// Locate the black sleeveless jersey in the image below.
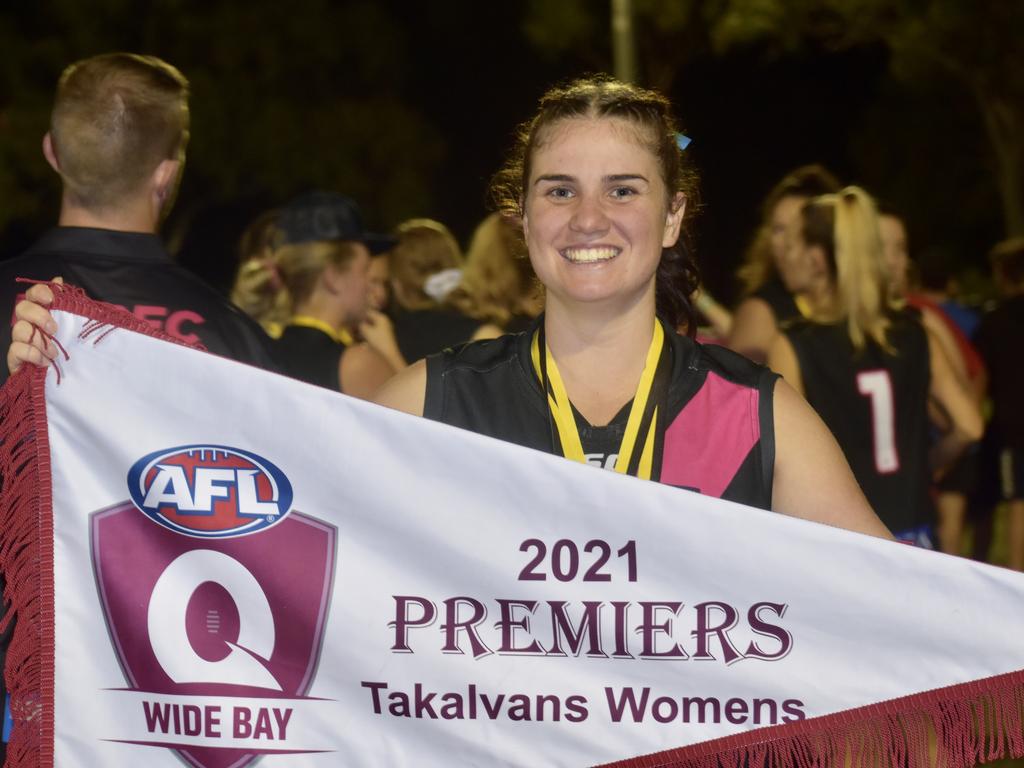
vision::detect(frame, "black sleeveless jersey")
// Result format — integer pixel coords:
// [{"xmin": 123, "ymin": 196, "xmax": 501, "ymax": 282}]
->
[
  {"xmin": 424, "ymin": 319, "xmax": 779, "ymax": 510},
  {"xmin": 272, "ymin": 324, "xmax": 345, "ymax": 391},
  {"xmin": 784, "ymin": 312, "xmax": 932, "ymax": 533},
  {"xmin": 392, "ymin": 308, "xmax": 485, "ymax": 364}
]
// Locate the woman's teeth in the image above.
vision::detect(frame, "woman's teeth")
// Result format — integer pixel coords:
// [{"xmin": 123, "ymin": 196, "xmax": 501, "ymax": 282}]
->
[{"xmin": 561, "ymin": 247, "xmax": 619, "ymax": 263}]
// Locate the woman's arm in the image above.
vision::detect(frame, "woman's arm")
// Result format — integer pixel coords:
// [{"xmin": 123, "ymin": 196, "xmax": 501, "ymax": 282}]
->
[
  {"xmin": 372, "ymin": 358, "xmax": 427, "ymax": 416},
  {"xmin": 338, "ymin": 343, "xmax": 396, "ymax": 401},
  {"xmin": 925, "ymin": 327, "xmax": 983, "ymax": 476},
  {"xmin": 771, "ymin": 378, "xmax": 893, "ymax": 539}
]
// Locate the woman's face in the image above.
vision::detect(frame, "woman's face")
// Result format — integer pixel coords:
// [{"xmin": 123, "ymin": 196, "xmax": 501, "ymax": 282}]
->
[
  {"xmin": 335, "ymin": 243, "xmax": 372, "ymax": 325},
  {"xmin": 521, "ymin": 117, "xmax": 684, "ymax": 315},
  {"xmin": 769, "ymin": 195, "xmax": 807, "ymax": 269},
  {"xmin": 879, "ymin": 214, "xmax": 909, "ymax": 297},
  {"xmin": 366, "ymin": 254, "xmax": 390, "ymax": 311},
  {"xmin": 778, "ymin": 223, "xmax": 817, "ymax": 294}
]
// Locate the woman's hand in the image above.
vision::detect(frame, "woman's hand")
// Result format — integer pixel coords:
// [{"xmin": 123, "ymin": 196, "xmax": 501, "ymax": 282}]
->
[
  {"xmin": 7, "ymin": 278, "xmax": 63, "ymax": 376},
  {"xmin": 359, "ymin": 309, "xmax": 407, "ymax": 371}
]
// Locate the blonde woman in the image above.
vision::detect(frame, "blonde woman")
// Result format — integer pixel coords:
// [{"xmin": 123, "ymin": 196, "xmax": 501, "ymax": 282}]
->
[
  {"xmin": 386, "ymin": 219, "xmax": 503, "ymax": 365},
  {"xmin": 461, "ymin": 212, "xmax": 542, "ymax": 333},
  {"xmin": 768, "ymin": 187, "xmax": 982, "ymax": 545},
  {"xmin": 728, "ymin": 165, "xmax": 840, "ymax": 362}
]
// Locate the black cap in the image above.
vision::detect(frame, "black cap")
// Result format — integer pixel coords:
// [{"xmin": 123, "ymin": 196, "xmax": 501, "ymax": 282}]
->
[{"xmin": 277, "ymin": 191, "xmax": 396, "ymax": 254}]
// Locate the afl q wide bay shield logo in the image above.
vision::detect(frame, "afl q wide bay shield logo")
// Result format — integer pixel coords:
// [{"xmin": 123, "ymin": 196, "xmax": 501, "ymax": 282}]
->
[{"xmin": 91, "ymin": 445, "xmax": 337, "ymax": 768}]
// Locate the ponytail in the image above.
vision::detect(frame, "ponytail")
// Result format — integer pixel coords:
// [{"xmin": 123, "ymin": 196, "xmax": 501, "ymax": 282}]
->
[{"xmin": 802, "ymin": 186, "xmax": 895, "ymax": 351}]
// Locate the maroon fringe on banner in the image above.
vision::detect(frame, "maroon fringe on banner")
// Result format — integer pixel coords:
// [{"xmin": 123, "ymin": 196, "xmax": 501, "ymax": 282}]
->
[
  {"xmin": 0, "ymin": 283, "xmax": 203, "ymax": 768},
  {"xmin": 597, "ymin": 668, "xmax": 1024, "ymax": 768},
  {"xmin": 0, "ymin": 358, "xmax": 53, "ymax": 768},
  {"xmin": 2, "ymin": 283, "xmax": 1024, "ymax": 768}
]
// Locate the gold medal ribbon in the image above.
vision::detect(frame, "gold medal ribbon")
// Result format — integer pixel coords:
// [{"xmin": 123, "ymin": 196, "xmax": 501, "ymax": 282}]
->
[
  {"xmin": 531, "ymin": 319, "xmax": 666, "ymax": 480},
  {"xmin": 288, "ymin": 315, "xmax": 354, "ymax": 346}
]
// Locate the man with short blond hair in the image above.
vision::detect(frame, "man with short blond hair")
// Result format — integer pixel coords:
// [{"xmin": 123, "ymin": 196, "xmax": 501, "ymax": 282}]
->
[
  {"xmin": 49, "ymin": 52, "xmax": 189, "ymax": 213},
  {"xmin": 0, "ymin": 52, "xmax": 276, "ymax": 384}
]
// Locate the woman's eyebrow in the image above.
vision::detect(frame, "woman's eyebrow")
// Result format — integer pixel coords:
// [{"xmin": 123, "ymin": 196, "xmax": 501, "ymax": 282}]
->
[
  {"xmin": 533, "ymin": 174, "xmax": 575, "ymax": 185},
  {"xmin": 606, "ymin": 174, "xmax": 649, "ymax": 183}
]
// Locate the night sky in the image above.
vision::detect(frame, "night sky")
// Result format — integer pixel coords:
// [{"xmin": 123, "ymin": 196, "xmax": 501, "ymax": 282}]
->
[{"xmin": 0, "ymin": 1, "xmax": 1009, "ymax": 305}]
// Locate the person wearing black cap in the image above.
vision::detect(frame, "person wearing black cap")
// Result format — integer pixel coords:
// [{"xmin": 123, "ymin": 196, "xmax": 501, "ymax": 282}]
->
[{"xmin": 231, "ymin": 191, "xmax": 397, "ymax": 398}]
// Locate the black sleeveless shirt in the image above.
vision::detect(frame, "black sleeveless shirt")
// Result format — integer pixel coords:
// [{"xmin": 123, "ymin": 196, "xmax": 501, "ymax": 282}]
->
[
  {"xmin": 392, "ymin": 308, "xmax": 485, "ymax": 364},
  {"xmin": 784, "ymin": 311, "xmax": 932, "ymax": 533},
  {"xmin": 272, "ymin": 324, "xmax": 345, "ymax": 392},
  {"xmin": 424, "ymin": 320, "xmax": 779, "ymax": 510}
]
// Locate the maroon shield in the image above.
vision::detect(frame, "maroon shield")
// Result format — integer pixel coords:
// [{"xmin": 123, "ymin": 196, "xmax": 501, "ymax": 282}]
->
[{"xmin": 91, "ymin": 501, "xmax": 336, "ymax": 768}]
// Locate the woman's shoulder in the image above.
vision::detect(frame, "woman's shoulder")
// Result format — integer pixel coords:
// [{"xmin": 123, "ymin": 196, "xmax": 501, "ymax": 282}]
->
[
  {"xmin": 431, "ymin": 329, "xmax": 525, "ymax": 374},
  {"xmin": 670, "ymin": 329, "xmax": 777, "ymax": 389}
]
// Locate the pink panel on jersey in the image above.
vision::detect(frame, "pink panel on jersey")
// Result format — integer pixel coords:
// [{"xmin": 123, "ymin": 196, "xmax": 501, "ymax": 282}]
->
[{"xmin": 660, "ymin": 371, "xmax": 760, "ymax": 498}]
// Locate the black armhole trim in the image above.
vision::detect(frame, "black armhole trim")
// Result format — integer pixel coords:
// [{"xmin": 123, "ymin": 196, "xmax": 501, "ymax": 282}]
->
[
  {"xmin": 423, "ymin": 353, "xmax": 446, "ymax": 421},
  {"xmin": 759, "ymin": 371, "xmax": 779, "ymax": 505}
]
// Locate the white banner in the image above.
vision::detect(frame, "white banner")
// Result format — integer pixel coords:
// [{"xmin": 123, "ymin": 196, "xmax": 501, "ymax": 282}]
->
[{"xmin": 5, "ymin": 297, "xmax": 1024, "ymax": 768}]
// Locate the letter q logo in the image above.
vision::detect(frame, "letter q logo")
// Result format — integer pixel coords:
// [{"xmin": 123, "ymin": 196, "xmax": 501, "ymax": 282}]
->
[{"xmin": 148, "ymin": 550, "xmax": 281, "ymax": 690}]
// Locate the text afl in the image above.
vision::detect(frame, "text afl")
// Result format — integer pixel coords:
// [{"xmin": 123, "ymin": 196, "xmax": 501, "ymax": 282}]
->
[{"xmin": 127, "ymin": 445, "xmax": 293, "ymax": 538}]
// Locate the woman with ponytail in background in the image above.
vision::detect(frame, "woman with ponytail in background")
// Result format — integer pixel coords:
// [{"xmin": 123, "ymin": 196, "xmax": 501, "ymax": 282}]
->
[{"xmin": 768, "ymin": 187, "xmax": 982, "ymax": 546}]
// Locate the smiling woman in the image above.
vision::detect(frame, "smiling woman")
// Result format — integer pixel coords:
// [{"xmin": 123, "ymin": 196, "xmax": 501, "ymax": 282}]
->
[{"xmin": 370, "ymin": 75, "xmax": 890, "ymax": 538}]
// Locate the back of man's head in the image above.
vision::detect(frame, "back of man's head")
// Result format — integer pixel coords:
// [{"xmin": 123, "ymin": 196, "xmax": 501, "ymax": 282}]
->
[{"xmin": 50, "ymin": 53, "xmax": 190, "ymax": 210}]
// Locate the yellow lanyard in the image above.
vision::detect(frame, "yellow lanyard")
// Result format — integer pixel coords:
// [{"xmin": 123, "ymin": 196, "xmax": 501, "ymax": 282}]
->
[
  {"xmin": 288, "ymin": 316, "xmax": 353, "ymax": 346},
  {"xmin": 531, "ymin": 319, "xmax": 665, "ymax": 480},
  {"xmin": 794, "ymin": 295, "xmax": 813, "ymax": 319}
]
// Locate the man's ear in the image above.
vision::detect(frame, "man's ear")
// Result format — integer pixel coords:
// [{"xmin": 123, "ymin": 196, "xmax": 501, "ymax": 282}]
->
[
  {"xmin": 150, "ymin": 158, "xmax": 183, "ymax": 218},
  {"xmin": 42, "ymin": 133, "xmax": 61, "ymax": 174},
  {"xmin": 662, "ymin": 192, "xmax": 687, "ymax": 248},
  {"xmin": 152, "ymin": 159, "xmax": 181, "ymax": 200}
]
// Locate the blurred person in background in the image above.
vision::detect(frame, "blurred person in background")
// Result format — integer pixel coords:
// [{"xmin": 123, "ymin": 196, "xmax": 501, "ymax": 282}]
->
[
  {"xmin": 769, "ymin": 187, "xmax": 983, "ymax": 547},
  {"xmin": 974, "ymin": 238, "xmax": 1024, "ymax": 569},
  {"xmin": 230, "ymin": 192, "xmax": 395, "ymax": 399},
  {"xmin": 384, "ymin": 218, "xmax": 503, "ymax": 365},
  {"xmin": 728, "ymin": 164, "xmax": 841, "ymax": 362},
  {"xmin": 879, "ymin": 208, "xmax": 986, "ymax": 554},
  {"xmin": 232, "ymin": 208, "xmax": 282, "ymax": 331},
  {"xmin": 0, "ymin": 53, "xmax": 278, "ymax": 384},
  {"xmin": 460, "ymin": 212, "xmax": 542, "ymax": 334}
]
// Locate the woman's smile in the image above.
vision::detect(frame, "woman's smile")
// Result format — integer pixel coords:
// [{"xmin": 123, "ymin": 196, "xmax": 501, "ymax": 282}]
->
[{"xmin": 559, "ymin": 245, "xmax": 621, "ymax": 264}]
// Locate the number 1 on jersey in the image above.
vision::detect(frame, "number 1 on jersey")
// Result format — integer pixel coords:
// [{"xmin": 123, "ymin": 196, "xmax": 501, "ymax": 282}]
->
[{"xmin": 856, "ymin": 370, "xmax": 899, "ymax": 474}]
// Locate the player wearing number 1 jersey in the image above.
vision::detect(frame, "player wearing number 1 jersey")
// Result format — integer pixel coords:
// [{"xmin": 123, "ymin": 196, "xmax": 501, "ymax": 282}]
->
[
  {"xmin": 782, "ymin": 313, "xmax": 931, "ymax": 537},
  {"xmin": 769, "ymin": 187, "xmax": 982, "ymax": 545}
]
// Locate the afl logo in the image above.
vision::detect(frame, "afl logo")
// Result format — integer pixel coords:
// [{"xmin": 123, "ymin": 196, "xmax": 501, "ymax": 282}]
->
[{"xmin": 127, "ymin": 445, "xmax": 293, "ymax": 539}]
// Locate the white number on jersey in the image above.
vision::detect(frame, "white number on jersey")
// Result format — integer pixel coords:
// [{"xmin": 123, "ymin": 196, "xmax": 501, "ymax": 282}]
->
[{"xmin": 856, "ymin": 370, "xmax": 899, "ymax": 474}]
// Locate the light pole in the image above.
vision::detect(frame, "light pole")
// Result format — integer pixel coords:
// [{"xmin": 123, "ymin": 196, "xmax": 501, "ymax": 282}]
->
[{"xmin": 611, "ymin": 0, "xmax": 638, "ymax": 83}]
